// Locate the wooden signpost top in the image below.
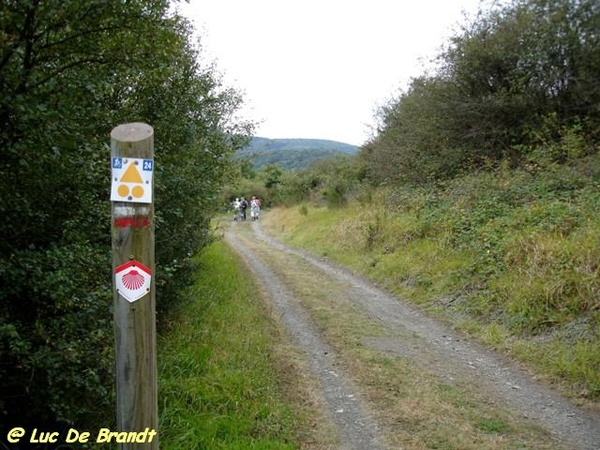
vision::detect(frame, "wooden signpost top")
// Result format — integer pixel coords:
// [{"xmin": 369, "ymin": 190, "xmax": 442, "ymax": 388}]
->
[{"xmin": 111, "ymin": 122, "xmax": 154, "ymax": 144}]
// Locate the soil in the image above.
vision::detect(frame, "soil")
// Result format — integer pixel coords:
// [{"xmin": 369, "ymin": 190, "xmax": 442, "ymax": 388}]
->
[{"xmin": 225, "ymin": 220, "xmax": 600, "ymax": 450}]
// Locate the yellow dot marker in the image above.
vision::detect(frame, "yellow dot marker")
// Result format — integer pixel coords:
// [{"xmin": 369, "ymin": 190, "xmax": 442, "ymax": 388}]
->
[{"xmin": 132, "ymin": 186, "xmax": 144, "ymax": 198}]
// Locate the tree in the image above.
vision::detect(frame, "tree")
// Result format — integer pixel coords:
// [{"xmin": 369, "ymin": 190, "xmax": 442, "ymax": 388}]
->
[
  {"xmin": 441, "ymin": 0, "xmax": 600, "ymax": 155},
  {"xmin": 361, "ymin": 0, "xmax": 600, "ymax": 184},
  {"xmin": 0, "ymin": 0, "xmax": 250, "ymax": 429}
]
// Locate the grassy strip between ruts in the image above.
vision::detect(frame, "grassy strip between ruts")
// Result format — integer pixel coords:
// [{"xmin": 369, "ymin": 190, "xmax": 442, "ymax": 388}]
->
[{"xmin": 157, "ymin": 240, "xmax": 299, "ymax": 449}]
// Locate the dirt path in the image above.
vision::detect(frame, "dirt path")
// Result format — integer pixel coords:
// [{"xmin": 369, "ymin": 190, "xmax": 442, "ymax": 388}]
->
[{"xmin": 225, "ymin": 220, "xmax": 600, "ymax": 450}]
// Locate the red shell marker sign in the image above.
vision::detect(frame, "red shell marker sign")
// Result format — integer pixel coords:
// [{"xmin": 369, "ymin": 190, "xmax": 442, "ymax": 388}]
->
[{"xmin": 115, "ymin": 260, "xmax": 152, "ymax": 303}]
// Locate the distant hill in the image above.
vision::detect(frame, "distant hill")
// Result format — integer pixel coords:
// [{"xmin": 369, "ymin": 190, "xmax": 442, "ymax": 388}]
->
[{"xmin": 237, "ymin": 137, "xmax": 359, "ymax": 170}]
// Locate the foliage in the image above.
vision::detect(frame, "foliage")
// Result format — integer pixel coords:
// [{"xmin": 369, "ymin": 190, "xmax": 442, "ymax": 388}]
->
[
  {"xmin": 227, "ymin": 155, "xmax": 367, "ymax": 209},
  {"xmin": 301, "ymin": 156, "xmax": 367, "ymax": 206},
  {"xmin": 361, "ymin": 0, "xmax": 600, "ymax": 183},
  {"xmin": 0, "ymin": 0, "xmax": 249, "ymax": 431}
]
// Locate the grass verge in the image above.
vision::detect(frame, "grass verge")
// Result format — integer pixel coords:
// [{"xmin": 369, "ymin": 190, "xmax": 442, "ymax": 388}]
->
[{"xmin": 157, "ymin": 240, "xmax": 298, "ymax": 449}]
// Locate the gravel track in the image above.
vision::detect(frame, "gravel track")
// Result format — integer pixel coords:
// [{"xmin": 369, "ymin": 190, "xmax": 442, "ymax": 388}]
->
[
  {"xmin": 226, "ymin": 224, "xmax": 385, "ymax": 450},
  {"xmin": 225, "ymin": 220, "xmax": 600, "ymax": 450}
]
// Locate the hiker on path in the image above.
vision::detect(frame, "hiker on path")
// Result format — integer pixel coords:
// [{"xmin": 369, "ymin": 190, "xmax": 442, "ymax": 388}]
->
[
  {"xmin": 250, "ymin": 196, "xmax": 261, "ymax": 221},
  {"xmin": 232, "ymin": 198, "xmax": 241, "ymax": 221},
  {"xmin": 239, "ymin": 197, "xmax": 248, "ymax": 221}
]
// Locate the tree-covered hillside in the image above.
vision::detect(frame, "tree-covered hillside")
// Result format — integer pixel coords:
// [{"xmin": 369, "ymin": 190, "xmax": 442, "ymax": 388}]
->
[{"xmin": 237, "ymin": 137, "xmax": 358, "ymax": 170}]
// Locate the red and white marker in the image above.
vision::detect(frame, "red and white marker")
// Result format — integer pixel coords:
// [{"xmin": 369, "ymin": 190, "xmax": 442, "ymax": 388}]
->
[{"xmin": 115, "ymin": 260, "xmax": 152, "ymax": 303}]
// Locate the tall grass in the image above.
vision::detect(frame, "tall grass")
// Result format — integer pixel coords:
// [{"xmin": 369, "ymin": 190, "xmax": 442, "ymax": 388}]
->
[
  {"xmin": 262, "ymin": 155, "xmax": 600, "ymax": 402},
  {"xmin": 157, "ymin": 241, "xmax": 297, "ymax": 449}
]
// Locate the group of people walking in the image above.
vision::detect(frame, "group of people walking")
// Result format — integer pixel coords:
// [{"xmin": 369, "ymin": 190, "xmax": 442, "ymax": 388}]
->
[{"xmin": 232, "ymin": 196, "xmax": 261, "ymax": 221}]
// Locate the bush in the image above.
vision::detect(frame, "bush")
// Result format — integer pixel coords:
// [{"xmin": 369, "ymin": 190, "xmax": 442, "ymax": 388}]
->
[
  {"xmin": 0, "ymin": 1, "xmax": 249, "ymax": 430},
  {"xmin": 361, "ymin": 0, "xmax": 600, "ymax": 183}
]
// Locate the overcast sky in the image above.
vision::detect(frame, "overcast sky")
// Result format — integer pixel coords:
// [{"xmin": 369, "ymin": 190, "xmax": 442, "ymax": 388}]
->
[{"xmin": 176, "ymin": 0, "xmax": 483, "ymax": 146}]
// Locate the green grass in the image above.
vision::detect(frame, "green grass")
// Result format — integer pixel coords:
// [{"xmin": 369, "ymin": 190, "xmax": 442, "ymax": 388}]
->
[
  {"xmin": 157, "ymin": 241, "xmax": 298, "ymax": 449},
  {"xmin": 261, "ymin": 156, "xmax": 600, "ymax": 403}
]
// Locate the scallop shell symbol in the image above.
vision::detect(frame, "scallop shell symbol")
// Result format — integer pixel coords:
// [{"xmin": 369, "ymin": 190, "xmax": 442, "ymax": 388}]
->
[
  {"xmin": 122, "ymin": 269, "xmax": 145, "ymax": 290},
  {"xmin": 114, "ymin": 260, "xmax": 152, "ymax": 302}
]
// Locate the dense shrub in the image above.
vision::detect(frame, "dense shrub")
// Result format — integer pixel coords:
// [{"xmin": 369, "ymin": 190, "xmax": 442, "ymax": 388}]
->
[
  {"xmin": 0, "ymin": 0, "xmax": 249, "ymax": 430},
  {"xmin": 361, "ymin": 0, "xmax": 600, "ymax": 183}
]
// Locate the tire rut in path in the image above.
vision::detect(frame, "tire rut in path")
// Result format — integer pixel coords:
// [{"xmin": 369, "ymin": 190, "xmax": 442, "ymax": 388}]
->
[
  {"xmin": 225, "ymin": 225, "xmax": 386, "ymax": 450},
  {"xmin": 244, "ymin": 221, "xmax": 600, "ymax": 450}
]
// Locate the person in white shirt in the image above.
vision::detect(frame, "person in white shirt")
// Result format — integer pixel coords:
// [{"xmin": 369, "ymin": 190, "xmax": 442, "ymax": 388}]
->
[
  {"xmin": 232, "ymin": 197, "xmax": 241, "ymax": 221},
  {"xmin": 250, "ymin": 196, "xmax": 261, "ymax": 221}
]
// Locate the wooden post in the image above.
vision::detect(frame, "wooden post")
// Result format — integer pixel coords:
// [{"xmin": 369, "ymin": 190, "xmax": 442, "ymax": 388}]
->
[{"xmin": 110, "ymin": 123, "xmax": 158, "ymax": 449}]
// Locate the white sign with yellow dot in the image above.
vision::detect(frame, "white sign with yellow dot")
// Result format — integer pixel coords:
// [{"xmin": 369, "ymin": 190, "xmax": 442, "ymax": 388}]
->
[{"xmin": 110, "ymin": 157, "xmax": 153, "ymax": 203}]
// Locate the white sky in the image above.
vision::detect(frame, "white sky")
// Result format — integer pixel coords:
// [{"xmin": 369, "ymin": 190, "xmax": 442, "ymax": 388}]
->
[{"xmin": 175, "ymin": 0, "xmax": 483, "ymax": 146}]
